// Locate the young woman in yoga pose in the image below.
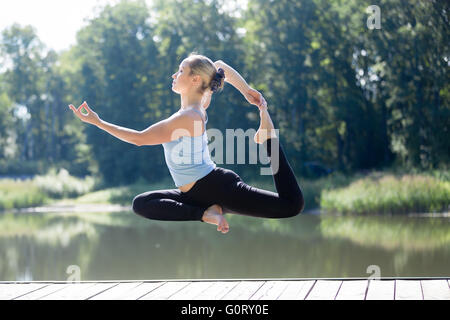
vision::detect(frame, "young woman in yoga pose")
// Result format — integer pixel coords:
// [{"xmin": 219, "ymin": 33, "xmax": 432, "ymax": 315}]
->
[{"xmin": 69, "ymin": 53, "xmax": 304, "ymax": 234}]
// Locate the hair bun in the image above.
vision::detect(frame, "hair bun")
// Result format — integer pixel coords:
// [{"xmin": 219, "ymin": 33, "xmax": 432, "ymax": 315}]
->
[
  {"xmin": 217, "ymin": 68, "xmax": 225, "ymax": 79},
  {"xmin": 210, "ymin": 68, "xmax": 225, "ymax": 93}
]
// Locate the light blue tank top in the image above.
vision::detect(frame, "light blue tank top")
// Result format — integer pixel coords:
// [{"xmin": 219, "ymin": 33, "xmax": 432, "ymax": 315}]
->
[{"xmin": 162, "ymin": 108, "xmax": 216, "ymax": 187}]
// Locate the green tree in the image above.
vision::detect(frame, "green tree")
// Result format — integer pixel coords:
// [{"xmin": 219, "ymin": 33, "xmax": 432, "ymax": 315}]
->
[
  {"xmin": 74, "ymin": 0, "xmax": 160, "ymax": 184},
  {"xmin": 362, "ymin": 0, "xmax": 449, "ymax": 169},
  {"xmin": 0, "ymin": 82, "xmax": 14, "ymax": 160},
  {"xmin": 0, "ymin": 24, "xmax": 49, "ymax": 162}
]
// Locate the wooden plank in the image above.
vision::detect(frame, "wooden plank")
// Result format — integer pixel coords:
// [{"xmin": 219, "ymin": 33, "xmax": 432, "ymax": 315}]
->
[
  {"xmin": 421, "ymin": 280, "xmax": 450, "ymax": 300},
  {"xmin": 15, "ymin": 283, "xmax": 69, "ymax": 300},
  {"xmin": 117, "ymin": 282, "xmax": 166, "ymax": 300},
  {"xmin": 40, "ymin": 283, "xmax": 99, "ymax": 300},
  {"xmin": 335, "ymin": 280, "xmax": 368, "ymax": 300},
  {"xmin": 72, "ymin": 283, "xmax": 119, "ymax": 300},
  {"xmin": 276, "ymin": 281, "xmax": 315, "ymax": 300},
  {"xmin": 194, "ymin": 281, "xmax": 240, "ymax": 300},
  {"xmin": 0, "ymin": 283, "xmax": 49, "ymax": 300},
  {"xmin": 89, "ymin": 282, "xmax": 145, "ymax": 300},
  {"xmin": 169, "ymin": 281, "xmax": 215, "ymax": 300},
  {"xmin": 395, "ymin": 280, "xmax": 423, "ymax": 300},
  {"xmin": 221, "ymin": 281, "xmax": 265, "ymax": 300},
  {"xmin": 365, "ymin": 280, "xmax": 395, "ymax": 300},
  {"xmin": 305, "ymin": 280, "xmax": 342, "ymax": 300},
  {"xmin": 18, "ymin": 283, "xmax": 117, "ymax": 300},
  {"xmin": 249, "ymin": 281, "xmax": 290, "ymax": 300},
  {"xmin": 139, "ymin": 281, "xmax": 190, "ymax": 300},
  {"xmin": 2, "ymin": 279, "xmax": 449, "ymax": 301}
]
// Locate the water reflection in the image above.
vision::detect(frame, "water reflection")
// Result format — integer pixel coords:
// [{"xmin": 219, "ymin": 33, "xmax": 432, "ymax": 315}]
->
[{"xmin": 0, "ymin": 210, "xmax": 449, "ymax": 281}]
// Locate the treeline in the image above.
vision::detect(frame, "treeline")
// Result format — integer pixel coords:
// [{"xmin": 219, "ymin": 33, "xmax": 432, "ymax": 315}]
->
[{"xmin": 0, "ymin": 0, "xmax": 448, "ymax": 186}]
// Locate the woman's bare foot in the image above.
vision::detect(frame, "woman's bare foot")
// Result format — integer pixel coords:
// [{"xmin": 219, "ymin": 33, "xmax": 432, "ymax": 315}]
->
[
  {"xmin": 254, "ymin": 106, "xmax": 278, "ymax": 144},
  {"xmin": 202, "ymin": 204, "xmax": 229, "ymax": 234}
]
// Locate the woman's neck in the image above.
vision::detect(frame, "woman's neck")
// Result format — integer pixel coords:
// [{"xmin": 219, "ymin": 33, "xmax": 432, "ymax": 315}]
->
[{"xmin": 180, "ymin": 93, "xmax": 203, "ymax": 110}]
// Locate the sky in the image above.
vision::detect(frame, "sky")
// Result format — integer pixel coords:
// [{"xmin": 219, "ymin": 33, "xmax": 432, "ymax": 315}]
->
[
  {"xmin": 0, "ymin": 0, "xmax": 247, "ymax": 53},
  {"xmin": 0, "ymin": 0, "xmax": 125, "ymax": 53}
]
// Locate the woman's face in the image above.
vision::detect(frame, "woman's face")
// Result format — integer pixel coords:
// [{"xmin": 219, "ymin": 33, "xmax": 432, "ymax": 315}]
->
[{"xmin": 171, "ymin": 60, "xmax": 198, "ymax": 94}]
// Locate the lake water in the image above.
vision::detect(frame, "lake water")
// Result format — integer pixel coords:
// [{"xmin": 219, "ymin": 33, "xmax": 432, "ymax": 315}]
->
[{"xmin": 0, "ymin": 210, "xmax": 449, "ymax": 281}]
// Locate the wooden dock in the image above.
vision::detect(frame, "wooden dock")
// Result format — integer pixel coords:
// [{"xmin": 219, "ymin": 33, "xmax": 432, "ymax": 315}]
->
[{"xmin": 0, "ymin": 278, "xmax": 449, "ymax": 300}]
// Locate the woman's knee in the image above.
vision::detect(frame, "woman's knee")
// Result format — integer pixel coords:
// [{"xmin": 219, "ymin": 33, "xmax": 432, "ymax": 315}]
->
[
  {"xmin": 132, "ymin": 190, "xmax": 161, "ymax": 214},
  {"xmin": 132, "ymin": 195, "xmax": 157, "ymax": 220},
  {"xmin": 132, "ymin": 193, "xmax": 156, "ymax": 216},
  {"xmin": 285, "ymin": 194, "xmax": 305, "ymax": 217},
  {"xmin": 132, "ymin": 195, "xmax": 144, "ymax": 215}
]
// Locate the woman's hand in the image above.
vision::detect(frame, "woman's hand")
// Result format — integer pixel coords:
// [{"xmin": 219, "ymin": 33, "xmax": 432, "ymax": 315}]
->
[
  {"xmin": 244, "ymin": 88, "xmax": 268, "ymax": 111},
  {"xmin": 68, "ymin": 101, "xmax": 101, "ymax": 126}
]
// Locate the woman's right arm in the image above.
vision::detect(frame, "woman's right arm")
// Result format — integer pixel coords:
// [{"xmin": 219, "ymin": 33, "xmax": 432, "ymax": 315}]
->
[
  {"xmin": 69, "ymin": 102, "xmax": 142, "ymax": 146},
  {"xmin": 69, "ymin": 101, "xmax": 200, "ymax": 146},
  {"xmin": 214, "ymin": 60, "xmax": 267, "ymax": 109}
]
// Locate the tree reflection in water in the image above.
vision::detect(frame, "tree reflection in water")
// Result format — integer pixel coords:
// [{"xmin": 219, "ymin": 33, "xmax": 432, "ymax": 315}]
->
[{"xmin": 0, "ymin": 211, "xmax": 448, "ymax": 281}]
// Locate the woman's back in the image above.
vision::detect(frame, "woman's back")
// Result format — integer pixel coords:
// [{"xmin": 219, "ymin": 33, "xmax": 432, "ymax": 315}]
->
[{"xmin": 162, "ymin": 108, "xmax": 216, "ymax": 188}]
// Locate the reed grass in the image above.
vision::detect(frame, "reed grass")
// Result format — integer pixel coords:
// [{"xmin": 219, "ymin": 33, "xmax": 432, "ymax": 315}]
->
[
  {"xmin": 0, "ymin": 168, "xmax": 97, "ymax": 210},
  {"xmin": 32, "ymin": 168, "xmax": 96, "ymax": 199},
  {"xmin": 320, "ymin": 172, "xmax": 450, "ymax": 215},
  {"xmin": 0, "ymin": 179, "xmax": 49, "ymax": 210}
]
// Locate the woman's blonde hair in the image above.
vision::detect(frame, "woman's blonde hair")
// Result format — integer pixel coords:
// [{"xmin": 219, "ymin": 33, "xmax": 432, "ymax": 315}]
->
[{"xmin": 185, "ymin": 52, "xmax": 225, "ymax": 95}]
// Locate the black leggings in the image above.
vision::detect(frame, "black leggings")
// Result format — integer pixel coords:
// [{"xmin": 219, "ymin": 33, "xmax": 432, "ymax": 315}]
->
[{"xmin": 132, "ymin": 137, "xmax": 305, "ymax": 222}]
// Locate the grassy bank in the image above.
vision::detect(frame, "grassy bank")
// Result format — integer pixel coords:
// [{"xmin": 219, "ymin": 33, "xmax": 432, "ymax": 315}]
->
[
  {"xmin": 1, "ymin": 168, "xmax": 449, "ymax": 215},
  {"xmin": 0, "ymin": 179, "xmax": 49, "ymax": 210},
  {"xmin": 0, "ymin": 168, "xmax": 97, "ymax": 210},
  {"xmin": 321, "ymin": 171, "xmax": 450, "ymax": 215},
  {"xmin": 0, "ymin": 168, "xmax": 176, "ymax": 210}
]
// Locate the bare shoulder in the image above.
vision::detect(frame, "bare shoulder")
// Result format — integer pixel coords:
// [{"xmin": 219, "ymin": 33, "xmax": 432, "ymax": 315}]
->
[
  {"xmin": 177, "ymin": 108, "xmax": 205, "ymax": 121},
  {"xmin": 168, "ymin": 109, "xmax": 204, "ymax": 137},
  {"xmin": 137, "ymin": 109, "xmax": 205, "ymax": 145}
]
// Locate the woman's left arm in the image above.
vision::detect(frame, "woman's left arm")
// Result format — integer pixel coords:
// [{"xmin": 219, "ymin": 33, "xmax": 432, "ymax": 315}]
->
[{"xmin": 214, "ymin": 60, "xmax": 267, "ymax": 110}]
